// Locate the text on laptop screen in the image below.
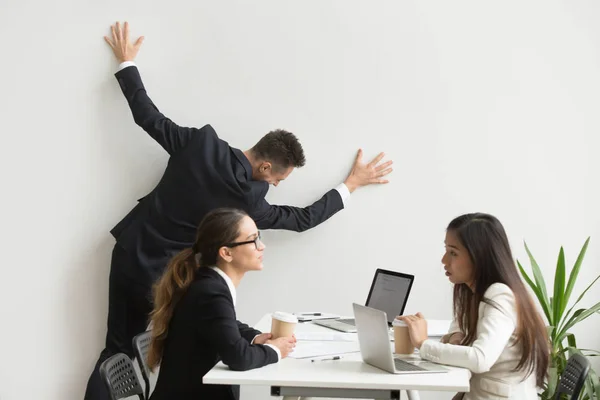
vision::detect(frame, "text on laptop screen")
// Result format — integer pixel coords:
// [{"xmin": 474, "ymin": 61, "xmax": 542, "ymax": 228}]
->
[{"xmin": 366, "ymin": 273, "xmax": 412, "ymax": 323}]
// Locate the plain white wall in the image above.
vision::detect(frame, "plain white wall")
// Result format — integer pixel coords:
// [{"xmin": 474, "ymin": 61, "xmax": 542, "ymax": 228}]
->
[{"xmin": 1, "ymin": 1, "xmax": 599, "ymax": 399}]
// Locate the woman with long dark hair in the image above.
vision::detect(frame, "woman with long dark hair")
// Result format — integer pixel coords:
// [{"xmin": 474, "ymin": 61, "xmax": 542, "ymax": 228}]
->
[
  {"xmin": 147, "ymin": 208, "xmax": 296, "ymax": 400},
  {"xmin": 399, "ymin": 213, "xmax": 549, "ymax": 399}
]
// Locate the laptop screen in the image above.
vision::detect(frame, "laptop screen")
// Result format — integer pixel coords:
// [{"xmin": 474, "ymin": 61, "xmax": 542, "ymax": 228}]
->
[{"xmin": 365, "ymin": 269, "xmax": 414, "ymax": 324}]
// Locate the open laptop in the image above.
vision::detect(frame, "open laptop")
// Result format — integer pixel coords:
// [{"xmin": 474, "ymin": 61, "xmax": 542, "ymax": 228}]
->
[
  {"xmin": 314, "ymin": 269, "xmax": 414, "ymax": 333},
  {"xmin": 353, "ymin": 303, "xmax": 448, "ymax": 374}
]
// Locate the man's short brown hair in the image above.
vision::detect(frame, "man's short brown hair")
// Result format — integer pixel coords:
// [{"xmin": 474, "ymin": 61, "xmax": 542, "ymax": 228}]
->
[{"xmin": 250, "ymin": 129, "xmax": 306, "ymax": 169}]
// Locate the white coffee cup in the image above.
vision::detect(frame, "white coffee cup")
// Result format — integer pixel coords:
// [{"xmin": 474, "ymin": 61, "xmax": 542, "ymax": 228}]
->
[{"xmin": 270, "ymin": 311, "xmax": 298, "ymax": 339}]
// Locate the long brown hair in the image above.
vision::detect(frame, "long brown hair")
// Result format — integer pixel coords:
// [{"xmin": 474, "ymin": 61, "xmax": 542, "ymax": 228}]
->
[
  {"xmin": 448, "ymin": 213, "xmax": 549, "ymax": 386},
  {"xmin": 146, "ymin": 208, "xmax": 249, "ymax": 370}
]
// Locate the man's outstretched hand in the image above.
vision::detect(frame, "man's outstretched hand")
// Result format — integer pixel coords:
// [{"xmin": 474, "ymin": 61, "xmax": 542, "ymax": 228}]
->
[
  {"xmin": 104, "ymin": 21, "xmax": 144, "ymax": 63},
  {"xmin": 344, "ymin": 149, "xmax": 393, "ymax": 193}
]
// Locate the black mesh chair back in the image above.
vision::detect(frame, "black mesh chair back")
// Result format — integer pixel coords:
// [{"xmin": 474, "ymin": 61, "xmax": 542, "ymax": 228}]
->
[
  {"xmin": 132, "ymin": 330, "xmax": 153, "ymax": 400},
  {"xmin": 99, "ymin": 353, "xmax": 145, "ymax": 400},
  {"xmin": 554, "ymin": 353, "xmax": 591, "ymax": 399}
]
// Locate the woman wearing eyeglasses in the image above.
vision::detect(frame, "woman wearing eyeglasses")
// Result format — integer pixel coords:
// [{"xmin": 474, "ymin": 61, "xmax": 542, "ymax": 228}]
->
[{"xmin": 146, "ymin": 208, "xmax": 296, "ymax": 400}]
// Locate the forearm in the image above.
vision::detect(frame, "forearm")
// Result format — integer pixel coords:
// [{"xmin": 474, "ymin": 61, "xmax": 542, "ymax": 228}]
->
[
  {"xmin": 253, "ymin": 188, "xmax": 345, "ymax": 232},
  {"xmin": 114, "ymin": 63, "xmax": 196, "ymax": 153},
  {"xmin": 220, "ymin": 339, "xmax": 279, "ymax": 371},
  {"xmin": 237, "ymin": 320, "xmax": 261, "ymax": 342},
  {"xmin": 115, "ymin": 65, "xmax": 165, "ymax": 131},
  {"xmin": 420, "ymin": 292, "xmax": 515, "ymax": 374},
  {"xmin": 420, "ymin": 340, "xmax": 491, "ymax": 373}
]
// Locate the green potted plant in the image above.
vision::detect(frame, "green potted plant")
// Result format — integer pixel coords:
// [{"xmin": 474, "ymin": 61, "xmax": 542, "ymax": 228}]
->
[{"xmin": 518, "ymin": 237, "xmax": 600, "ymax": 399}]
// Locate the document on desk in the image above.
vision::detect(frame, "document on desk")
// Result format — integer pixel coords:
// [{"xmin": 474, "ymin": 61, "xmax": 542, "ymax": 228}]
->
[
  {"xmin": 288, "ymin": 341, "xmax": 360, "ymax": 359},
  {"xmin": 295, "ymin": 332, "xmax": 357, "ymax": 342}
]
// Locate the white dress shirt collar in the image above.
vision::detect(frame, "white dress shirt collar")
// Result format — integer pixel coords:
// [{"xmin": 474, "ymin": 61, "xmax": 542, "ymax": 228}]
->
[{"xmin": 210, "ymin": 266, "xmax": 236, "ymax": 306}]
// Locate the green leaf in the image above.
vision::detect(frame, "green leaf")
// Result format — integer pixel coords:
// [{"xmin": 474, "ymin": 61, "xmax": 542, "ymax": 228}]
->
[
  {"xmin": 518, "ymin": 259, "xmax": 552, "ymax": 323},
  {"xmin": 557, "ymin": 301, "xmax": 600, "ymax": 343},
  {"xmin": 588, "ymin": 367, "xmax": 600, "ymax": 395},
  {"xmin": 584, "ymin": 379, "xmax": 593, "ymax": 400},
  {"xmin": 518, "ymin": 259, "xmax": 536, "ymax": 291},
  {"xmin": 582, "ymin": 392, "xmax": 591, "ymax": 400},
  {"xmin": 553, "ymin": 247, "xmax": 566, "ymax": 325},
  {"xmin": 572, "ymin": 273, "xmax": 600, "ymax": 307},
  {"xmin": 562, "ymin": 347, "xmax": 600, "ymax": 356},
  {"xmin": 559, "ymin": 273, "xmax": 600, "ymax": 333},
  {"xmin": 560, "ymin": 347, "xmax": 573, "ymax": 355},
  {"xmin": 584, "ymin": 370, "xmax": 597, "ymax": 400},
  {"xmin": 563, "ymin": 237, "xmax": 590, "ymax": 313},
  {"xmin": 566, "ymin": 334, "xmax": 577, "ymax": 349},
  {"xmin": 525, "ymin": 241, "xmax": 553, "ymax": 324},
  {"xmin": 558, "ymin": 309, "xmax": 585, "ymax": 341},
  {"xmin": 547, "ymin": 366, "xmax": 558, "ymax": 398}
]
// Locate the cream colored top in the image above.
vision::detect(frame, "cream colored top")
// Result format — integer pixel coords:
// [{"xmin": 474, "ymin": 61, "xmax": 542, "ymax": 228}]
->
[{"xmin": 420, "ymin": 283, "xmax": 538, "ymax": 399}]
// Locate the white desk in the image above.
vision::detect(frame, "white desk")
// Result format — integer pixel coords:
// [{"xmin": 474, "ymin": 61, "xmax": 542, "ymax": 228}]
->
[{"xmin": 204, "ymin": 315, "xmax": 470, "ymax": 400}]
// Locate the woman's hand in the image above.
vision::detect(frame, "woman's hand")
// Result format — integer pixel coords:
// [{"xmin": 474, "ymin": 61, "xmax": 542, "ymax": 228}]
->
[
  {"xmin": 253, "ymin": 333, "xmax": 272, "ymax": 345},
  {"xmin": 266, "ymin": 337, "xmax": 296, "ymax": 358},
  {"xmin": 255, "ymin": 333, "xmax": 296, "ymax": 345},
  {"xmin": 397, "ymin": 312, "xmax": 428, "ymax": 349}
]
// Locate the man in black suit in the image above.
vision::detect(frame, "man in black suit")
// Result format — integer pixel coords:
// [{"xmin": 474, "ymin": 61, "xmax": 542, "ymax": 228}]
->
[{"xmin": 85, "ymin": 21, "xmax": 392, "ymax": 399}]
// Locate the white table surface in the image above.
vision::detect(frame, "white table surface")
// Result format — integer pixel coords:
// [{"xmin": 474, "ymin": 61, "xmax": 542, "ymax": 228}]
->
[{"xmin": 203, "ymin": 314, "xmax": 471, "ymax": 393}]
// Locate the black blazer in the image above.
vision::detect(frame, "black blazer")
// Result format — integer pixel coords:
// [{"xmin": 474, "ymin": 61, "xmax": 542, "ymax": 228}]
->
[
  {"xmin": 150, "ymin": 268, "xmax": 278, "ymax": 400},
  {"xmin": 110, "ymin": 66, "xmax": 344, "ymax": 286}
]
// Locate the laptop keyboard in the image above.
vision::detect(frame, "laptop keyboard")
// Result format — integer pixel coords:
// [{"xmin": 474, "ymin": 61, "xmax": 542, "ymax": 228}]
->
[{"xmin": 394, "ymin": 358, "xmax": 427, "ymax": 372}]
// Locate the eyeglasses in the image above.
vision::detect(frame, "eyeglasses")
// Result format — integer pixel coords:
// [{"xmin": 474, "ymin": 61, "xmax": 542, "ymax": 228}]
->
[{"xmin": 225, "ymin": 232, "xmax": 262, "ymax": 250}]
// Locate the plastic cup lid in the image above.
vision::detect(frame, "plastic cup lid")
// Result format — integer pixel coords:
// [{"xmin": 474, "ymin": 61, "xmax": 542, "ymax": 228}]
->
[
  {"xmin": 392, "ymin": 319, "xmax": 407, "ymax": 327},
  {"xmin": 272, "ymin": 311, "xmax": 298, "ymax": 323}
]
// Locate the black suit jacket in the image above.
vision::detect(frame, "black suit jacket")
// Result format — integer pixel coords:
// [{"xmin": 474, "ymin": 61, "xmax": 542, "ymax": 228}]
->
[
  {"xmin": 111, "ymin": 66, "xmax": 344, "ymax": 286},
  {"xmin": 150, "ymin": 268, "xmax": 278, "ymax": 400}
]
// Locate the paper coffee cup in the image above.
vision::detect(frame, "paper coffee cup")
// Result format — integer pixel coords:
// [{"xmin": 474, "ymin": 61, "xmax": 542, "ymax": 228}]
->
[
  {"xmin": 270, "ymin": 311, "xmax": 298, "ymax": 339},
  {"xmin": 393, "ymin": 319, "xmax": 414, "ymax": 354}
]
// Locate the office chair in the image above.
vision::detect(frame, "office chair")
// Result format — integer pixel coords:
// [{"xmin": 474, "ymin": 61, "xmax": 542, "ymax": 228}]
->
[
  {"xmin": 554, "ymin": 353, "xmax": 591, "ymax": 400},
  {"xmin": 133, "ymin": 330, "xmax": 153, "ymax": 400},
  {"xmin": 99, "ymin": 353, "xmax": 145, "ymax": 400}
]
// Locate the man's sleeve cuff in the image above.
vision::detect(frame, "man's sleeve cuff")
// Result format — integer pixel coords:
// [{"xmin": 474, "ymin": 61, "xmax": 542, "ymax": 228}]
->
[
  {"xmin": 117, "ymin": 61, "xmax": 137, "ymax": 72},
  {"xmin": 264, "ymin": 344, "xmax": 281, "ymax": 361},
  {"xmin": 334, "ymin": 183, "xmax": 351, "ymax": 208}
]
